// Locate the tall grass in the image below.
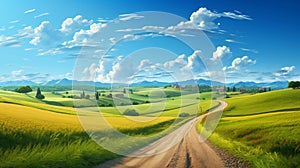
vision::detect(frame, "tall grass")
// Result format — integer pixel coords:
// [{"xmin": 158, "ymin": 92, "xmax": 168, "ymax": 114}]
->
[{"xmin": 0, "ymin": 123, "xmax": 119, "ymax": 168}]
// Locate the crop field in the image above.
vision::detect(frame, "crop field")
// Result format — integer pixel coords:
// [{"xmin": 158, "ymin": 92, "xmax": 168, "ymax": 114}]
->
[
  {"xmin": 0, "ymin": 86, "xmax": 216, "ymax": 167},
  {"xmin": 200, "ymin": 89, "xmax": 300, "ymax": 167}
]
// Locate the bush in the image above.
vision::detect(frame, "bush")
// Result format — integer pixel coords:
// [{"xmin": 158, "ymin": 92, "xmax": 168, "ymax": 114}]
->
[
  {"xmin": 132, "ymin": 101, "xmax": 139, "ymax": 105},
  {"xmin": 16, "ymin": 85, "xmax": 32, "ymax": 93},
  {"xmin": 179, "ymin": 112, "xmax": 190, "ymax": 117},
  {"xmin": 123, "ymin": 109, "xmax": 139, "ymax": 116}
]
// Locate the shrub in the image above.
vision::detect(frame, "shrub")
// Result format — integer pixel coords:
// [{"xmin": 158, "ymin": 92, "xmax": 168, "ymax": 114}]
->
[
  {"xmin": 179, "ymin": 112, "xmax": 190, "ymax": 117},
  {"xmin": 123, "ymin": 109, "xmax": 139, "ymax": 116},
  {"xmin": 132, "ymin": 101, "xmax": 139, "ymax": 105}
]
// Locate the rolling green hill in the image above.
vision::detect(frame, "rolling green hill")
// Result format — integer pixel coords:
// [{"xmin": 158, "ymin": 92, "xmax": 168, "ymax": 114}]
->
[
  {"xmin": 224, "ymin": 89, "xmax": 300, "ymax": 116},
  {"xmin": 200, "ymin": 89, "xmax": 300, "ymax": 167}
]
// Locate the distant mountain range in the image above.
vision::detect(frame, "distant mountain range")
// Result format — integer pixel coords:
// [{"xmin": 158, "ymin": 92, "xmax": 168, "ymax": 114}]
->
[{"xmin": 0, "ymin": 78, "xmax": 289, "ymax": 90}]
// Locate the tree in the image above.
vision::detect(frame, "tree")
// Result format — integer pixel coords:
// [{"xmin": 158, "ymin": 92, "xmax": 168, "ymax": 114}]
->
[
  {"xmin": 35, "ymin": 87, "xmax": 45, "ymax": 99},
  {"xmin": 268, "ymin": 88, "xmax": 271, "ymax": 92},
  {"xmin": 129, "ymin": 89, "xmax": 133, "ymax": 94},
  {"xmin": 226, "ymin": 87, "xmax": 230, "ymax": 92},
  {"xmin": 288, "ymin": 81, "xmax": 300, "ymax": 89},
  {"xmin": 232, "ymin": 86, "xmax": 236, "ymax": 92},
  {"xmin": 16, "ymin": 85, "xmax": 32, "ymax": 93},
  {"xmin": 95, "ymin": 91, "xmax": 99, "ymax": 100},
  {"xmin": 123, "ymin": 88, "xmax": 126, "ymax": 94},
  {"xmin": 80, "ymin": 90, "xmax": 85, "ymax": 99}
]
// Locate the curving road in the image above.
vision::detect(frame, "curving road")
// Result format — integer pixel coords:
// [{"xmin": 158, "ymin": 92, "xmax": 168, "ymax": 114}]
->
[{"xmin": 98, "ymin": 101, "xmax": 228, "ymax": 168}]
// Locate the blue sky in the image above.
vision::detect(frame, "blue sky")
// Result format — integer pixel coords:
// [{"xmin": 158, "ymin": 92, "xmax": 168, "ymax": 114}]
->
[{"xmin": 0, "ymin": 0, "xmax": 299, "ymax": 83}]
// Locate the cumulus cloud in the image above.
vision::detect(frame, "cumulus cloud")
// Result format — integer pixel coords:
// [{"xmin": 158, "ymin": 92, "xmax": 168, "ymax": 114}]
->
[
  {"xmin": 24, "ymin": 9, "xmax": 36, "ymax": 14},
  {"xmin": 169, "ymin": 7, "xmax": 251, "ymax": 31},
  {"xmin": 60, "ymin": 15, "xmax": 92, "ymax": 33},
  {"xmin": 163, "ymin": 54, "xmax": 186, "ymax": 69},
  {"xmin": 274, "ymin": 66, "xmax": 295, "ymax": 77},
  {"xmin": 64, "ymin": 22, "xmax": 106, "ymax": 48},
  {"xmin": 224, "ymin": 56, "xmax": 256, "ymax": 71},
  {"xmin": 29, "ymin": 21, "xmax": 60, "ymax": 46},
  {"xmin": 138, "ymin": 59, "xmax": 152, "ymax": 70},
  {"xmin": 184, "ymin": 50, "xmax": 203, "ymax": 70},
  {"xmin": 82, "ymin": 63, "xmax": 99, "ymax": 81},
  {"xmin": 212, "ymin": 46, "xmax": 231, "ymax": 61}
]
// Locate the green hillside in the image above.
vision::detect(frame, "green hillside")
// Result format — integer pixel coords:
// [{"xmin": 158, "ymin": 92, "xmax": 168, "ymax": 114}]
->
[
  {"xmin": 224, "ymin": 89, "xmax": 300, "ymax": 116},
  {"xmin": 201, "ymin": 89, "xmax": 300, "ymax": 167}
]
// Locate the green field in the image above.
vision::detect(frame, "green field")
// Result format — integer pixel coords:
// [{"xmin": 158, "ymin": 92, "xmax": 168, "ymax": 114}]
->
[
  {"xmin": 0, "ymin": 87, "xmax": 216, "ymax": 167},
  {"xmin": 199, "ymin": 89, "xmax": 300, "ymax": 167}
]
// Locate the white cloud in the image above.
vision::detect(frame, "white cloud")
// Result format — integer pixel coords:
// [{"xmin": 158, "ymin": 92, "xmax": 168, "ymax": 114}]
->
[
  {"xmin": 119, "ymin": 14, "xmax": 144, "ymax": 21},
  {"xmin": 224, "ymin": 56, "xmax": 256, "ymax": 71},
  {"xmin": 17, "ymin": 26, "xmax": 34, "ymax": 38},
  {"xmin": 82, "ymin": 63, "xmax": 99, "ymax": 81},
  {"xmin": 138, "ymin": 59, "xmax": 152, "ymax": 70},
  {"xmin": 24, "ymin": 9, "xmax": 36, "ymax": 14},
  {"xmin": 34, "ymin": 13, "xmax": 49, "ymax": 18},
  {"xmin": 25, "ymin": 48, "xmax": 35, "ymax": 51},
  {"xmin": 225, "ymin": 39, "xmax": 243, "ymax": 44},
  {"xmin": 29, "ymin": 21, "xmax": 60, "ymax": 46},
  {"xmin": 274, "ymin": 66, "xmax": 295, "ymax": 77},
  {"xmin": 240, "ymin": 48, "xmax": 258, "ymax": 54},
  {"xmin": 10, "ymin": 20, "xmax": 19, "ymax": 24},
  {"xmin": 163, "ymin": 54, "xmax": 186, "ymax": 69},
  {"xmin": 212, "ymin": 46, "xmax": 231, "ymax": 61},
  {"xmin": 0, "ymin": 34, "xmax": 22, "ymax": 47},
  {"xmin": 169, "ymin": 7, "xmax": 252, "ymax": 31},
  {"xmin": 65, "ymin": 22, "xmax": 106, "ymax": 47},
  {"xmin": 37, "ymin": 48, "xmax": 63, "ymax": 56},
  {"xmin": 222, "ymin": 12, "xmax": 252, "ymax": 20},
  {"xmin": 117, "ymin": 55, "xmax": 123, "ymax": 61},
  {"xmin": 184, "ymin": 50, "xmax": 203, "ymax": 70},
  {"xmin": 11, "ymin": 70, "xmax": 23, "ymax": 76},
  {"xmin": 60, "ymin": 15, "xmax": 92, "ymax": 33}
]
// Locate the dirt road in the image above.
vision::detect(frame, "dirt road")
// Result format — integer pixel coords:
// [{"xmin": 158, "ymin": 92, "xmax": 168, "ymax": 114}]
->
[{"xmin": 98, "ymin": 101, "xmax": 230, "ymax": 168}]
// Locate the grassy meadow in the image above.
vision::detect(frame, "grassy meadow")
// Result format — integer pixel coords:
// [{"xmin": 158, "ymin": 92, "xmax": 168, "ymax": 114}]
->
[
  {"xmin": 199, "ymin": 89, "xmax": 300, "ymax": 167},
  {"xmin": 0, "ymin": 86, "xmax": 216, "ymax": 167}
]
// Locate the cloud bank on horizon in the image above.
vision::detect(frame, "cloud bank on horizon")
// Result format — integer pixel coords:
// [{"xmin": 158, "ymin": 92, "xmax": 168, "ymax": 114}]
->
[{"xmin": 0, "ymin": 3, "xmax": 297, "ymax": 84}]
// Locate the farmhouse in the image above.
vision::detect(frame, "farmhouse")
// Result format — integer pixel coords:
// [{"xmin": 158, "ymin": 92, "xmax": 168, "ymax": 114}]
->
[{"xmin": 173, "ymin": 84, "xmax": 181, "ymax": 89}]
